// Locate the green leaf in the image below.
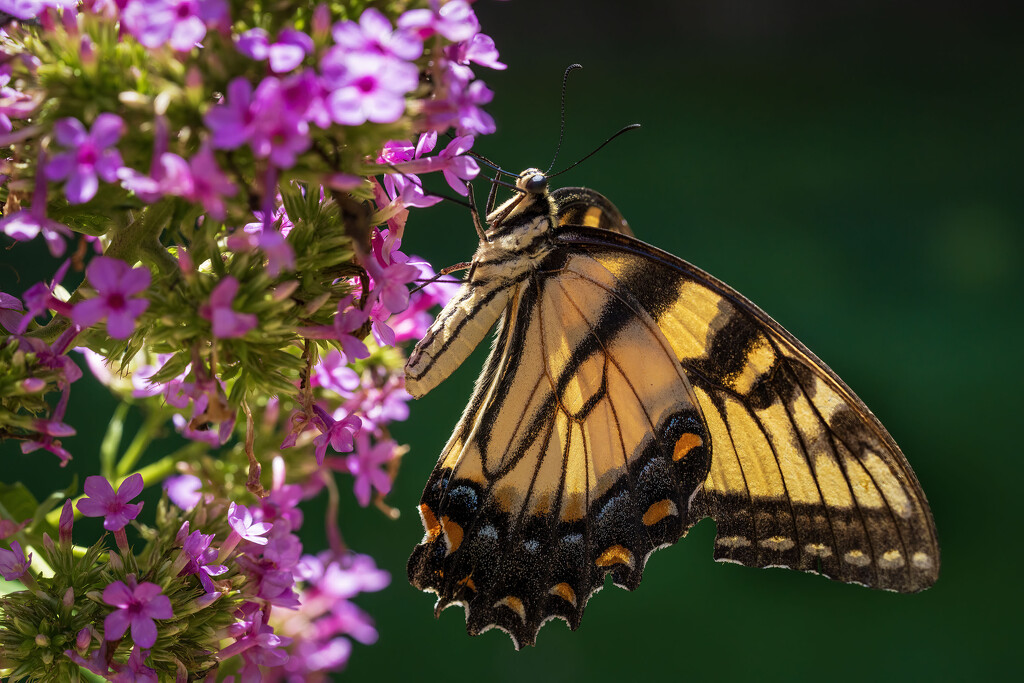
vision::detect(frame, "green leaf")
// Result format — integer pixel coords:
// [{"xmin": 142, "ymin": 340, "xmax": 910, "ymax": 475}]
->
[{"xmin": 0, "ymin": 482, "xmax": 39, "ymax": 525}]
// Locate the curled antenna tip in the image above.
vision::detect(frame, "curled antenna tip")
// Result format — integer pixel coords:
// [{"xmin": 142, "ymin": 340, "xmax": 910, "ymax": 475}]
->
[{"xmin": 545, "ymin": 64, "xmax": 585, "ymax": 174}]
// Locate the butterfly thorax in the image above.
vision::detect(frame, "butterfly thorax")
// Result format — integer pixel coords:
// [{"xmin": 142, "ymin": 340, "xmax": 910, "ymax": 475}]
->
[
  {"xmin": 472, "ymin": 169, "xmax": 558, "ymax": 286},
  {"xmin": 405, "ymin": 169, "xmax": 557, "ymax": 398}
]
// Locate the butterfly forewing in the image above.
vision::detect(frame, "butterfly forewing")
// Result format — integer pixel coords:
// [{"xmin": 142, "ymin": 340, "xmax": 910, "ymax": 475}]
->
[
  {"xmin": 558, "ymin": 226, "xmax": 940, "ymax": 592},
  {"xmin": 406, "ymin": 178, "xmax": 938, "ymax": 649}
]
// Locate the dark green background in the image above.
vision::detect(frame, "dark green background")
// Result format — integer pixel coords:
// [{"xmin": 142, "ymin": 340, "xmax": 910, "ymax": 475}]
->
[{"xmin": 4, "ymin": 1, "xmax": 1023, "ymax": 680}]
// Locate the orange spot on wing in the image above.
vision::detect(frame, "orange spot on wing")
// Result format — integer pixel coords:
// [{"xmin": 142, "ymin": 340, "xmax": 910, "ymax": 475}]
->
[
  {"xmin": 642, "ymin": 499, "xmax": 678, "ymax": 526},
  {"xmin": 441, "ymin": 516, "xmax": 464, "ymax": 554},
  {"xmin": 420, "ymin": 504, "xmax": 441, "ymax": 543},
  {"xmin": 457, "ymin": 575, "xmax": 477, "ymax": 592},
  {"xmin": 595, "ymin": 544, "xmax": 635, "ymax": 568},
  {"xmin": 673, "ymin": 433, "xmax": 703, "ymax": 461},
  {"xmin": 549, "ymin": 582, "xmax": 577, "ymax": 606},
  {"xmin": 496, "ymin": 596, "xmax": 526, "ymax": 622}
]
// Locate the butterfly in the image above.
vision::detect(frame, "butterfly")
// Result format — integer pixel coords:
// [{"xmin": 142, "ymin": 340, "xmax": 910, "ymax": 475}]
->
[{"xmin": 404, "ymin": 168, "xmax": 939, "ymax": 648}]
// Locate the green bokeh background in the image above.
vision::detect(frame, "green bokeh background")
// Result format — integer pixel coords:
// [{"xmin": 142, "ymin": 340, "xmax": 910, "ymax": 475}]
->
[{"xmin": 4, "ymin": 1, "xmax": 1024, "ymax": 680}]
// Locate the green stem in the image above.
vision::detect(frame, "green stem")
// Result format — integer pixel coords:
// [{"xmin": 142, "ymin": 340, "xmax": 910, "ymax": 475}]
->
[
  {"xmin": 100, "ymin": 403, "xmax": 129, "ymax": 480},
  {"xmin": 114, "ymin": 408, "xmax": 169, "ymax": 478}
]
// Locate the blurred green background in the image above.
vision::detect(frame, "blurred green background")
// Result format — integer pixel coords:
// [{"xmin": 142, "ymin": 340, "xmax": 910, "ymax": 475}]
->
[{"xmin": 5, "ymin": 0, "xmax": 1024, "ymax": 680}]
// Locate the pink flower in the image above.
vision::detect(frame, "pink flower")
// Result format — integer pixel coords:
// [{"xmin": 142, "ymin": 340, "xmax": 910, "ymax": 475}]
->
[
  {"xmin": 270, "ymin": 29, "xmax": 314, "ymax": 72},
  {"xmin": 370, "ymin": 260, "xmax": 420, "ymax": 316},
  {"xmin": 0, "ymin": 517, "xmax": 29, "ymax": 541},
  {"xmin": 44, "ymin": 114, "xmax": 125, "ymax": 204},
  {"xmin": 387, "ymin": 134, "xmax": 479, "ymax": 195},
  {"xmin": 219, "ymin": 609, "xmax": 291, "ymax": 678},
  {"xmin": 102, "ymin": 576, "xmax": 174, "ymax": 649},
  {"xmin": 345, "ymin": 433, "xmax": 395, "ymax": 506},
  {"xmin": 1, "ymin": 148, "xmax": 73, "ymax": 256},
  {"xmin": 206, "ymin": 76, "xmax": 311, "ymax": 168},
  {"xmin": 122, "ymin": 0, "xmax": 229, "ymax": 52},
  {"xmin": 321, "ymin": 50, "xmax": 418, "ymax": 126},
  {"xmin": 76, "ymin": 473, "xmax": 144, "ymax": 531},
  {"xmin": 0, "ymin": 540, "xmax": 31, "ymax": 581},
  {"xmin": 376, "ymin": 133, "xmax": 443, "ymax": 209},
  {"xmin": 312, "ymin": 406, "xmax": 361, "ymax": 466},
  {"xmin": 332, "ymin": 7, "xmax": 422, "ymax": 61},
  {"xmin": 0, "ymin": 0, "xmax": 76, "ymax": 22},
  {"xmin": 109, "ymin": 646, "xmax": 158, "ymax": 683},
  {"xmin": 72, "ymin": 256, "xmax": 151, "ymax": 339},
  {"xmin": 205, "ymin": 77, "xmax": 256, "ymax": 150},
  {"xmin": 227, "ymin": 502, "xmax": 272, "ymax": 545},
  {"xmin": 398, "ymin": 0, "xmax": 480, "ymax": 42},
  {"xmin": 178, "ymin": 529, "xmax": 227, "ymax": 593},
  {"xmin": 185, "ymin": 145, "xmax": 236, "ymax": 220},
  {"xmin": 249, "ymin": 76, "xmax": 311, "ymax": 168},
  {"xmin": 310, "ymin": 349, "xmax": 361, "ymax": 395},
  {"xmin": 164, "ymin": 474, "xmax": 203, "ymax": 511},
  {"xmin": 236, "ymin": 28, "xmax": 314, "ymax": 73},
  {"xmin": 199, "ymin": 276, "xmax": 257, "ymax": 338},
  {"xmin": 446, "ymin": 32, "xmax": 507, "ymax": 71}
]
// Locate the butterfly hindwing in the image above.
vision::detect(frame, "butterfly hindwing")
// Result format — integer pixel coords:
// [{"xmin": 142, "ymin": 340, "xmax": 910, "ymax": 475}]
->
[
  {"xmin": 407, "ymin": 174, "xmax": 939, "ymax": 648},
  {"xmin": 408, "ymin": 237, "xmax": 715, "ymax": 647}
]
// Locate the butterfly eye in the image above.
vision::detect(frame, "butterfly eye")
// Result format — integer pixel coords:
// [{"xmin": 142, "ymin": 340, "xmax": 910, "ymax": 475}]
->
[{"xmin": 524, "ymin": 173, "xmax": 548, "ymax": 194}]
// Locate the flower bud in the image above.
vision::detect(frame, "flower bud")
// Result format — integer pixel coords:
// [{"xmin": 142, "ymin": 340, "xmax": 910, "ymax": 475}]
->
[
  {"xmin": 58, "ymin": 499, "xmax": 73, "ymax": 546},
  {"xmin": 76, "ymin": 627, "xmax": 92, "ymax": 651},
  {"xmin": 20, "ymin": 378, "xmax": 45, "ymax": 392},
  {"xmin": 176, "ymin": 520, "xmax": 191, "ymax": 546},
  {"xmin": 107, "ymin": 551, "xmax": 123, "ymax": 572},
  {"xmin": 313, "ymin": 4, "xmax": 331, "ymax": 39},
  {"xmin": 63, "ymin": 587, "xmax": 74, "ymax": 608},
  {"xmin": 34, "ymin": 633, "xmax": 50, "ymax": 647},
  {"xmin": 80, "ymin": 36, "xmax": 95, "ymax": 67}
]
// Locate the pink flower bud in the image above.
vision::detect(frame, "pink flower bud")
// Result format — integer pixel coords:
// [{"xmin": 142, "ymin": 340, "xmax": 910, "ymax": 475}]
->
[
  {"xmin": 58, "ymin": 499, "xmax": 73, "ymax": 545},
  {"xmin": 76, "ymin": 627, "xmax": 92, "ymax": 651}
]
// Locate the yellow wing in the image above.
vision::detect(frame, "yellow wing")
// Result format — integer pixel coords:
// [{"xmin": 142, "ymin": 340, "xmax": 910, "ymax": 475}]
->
[
  {"xmin": 407, "ymin": 181, "xmax": 939, "ymax": 649},
  {"xmin": 408, "ymin": 249, "xmax": 714, "ymax": 648},
  {"xmin": 560, "ymin": 226, "xmax": 940, "ymax": 592}
]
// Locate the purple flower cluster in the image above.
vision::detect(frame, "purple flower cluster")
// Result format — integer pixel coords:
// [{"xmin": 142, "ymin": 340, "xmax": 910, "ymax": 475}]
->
[
  {"xmin": 266, "ymin": 552, "xmax": 390, "ymax": 678},
  {"xmin": 401, "ymin": 0, "xmax": 506, "ymax": 135},
  {"xmin": 0, "ymin": 1, "xmax": 510, "ymax": 678}
]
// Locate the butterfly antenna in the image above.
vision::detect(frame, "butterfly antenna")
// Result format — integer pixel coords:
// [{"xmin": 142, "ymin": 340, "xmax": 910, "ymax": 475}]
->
[
  {"xmin": 548, "ymin": 123, "xmax": 641, "ymax": 179},
  {"xmin": 468, "ymin": 151, "xmax": 520, "ymax": 179},
  {"xmin": 545, "ymin": 63, "xmax": 583, "ymax": 175},
  {"xmin": 410, "ymin": 263, "xmax": 471, "ymax": 294}
]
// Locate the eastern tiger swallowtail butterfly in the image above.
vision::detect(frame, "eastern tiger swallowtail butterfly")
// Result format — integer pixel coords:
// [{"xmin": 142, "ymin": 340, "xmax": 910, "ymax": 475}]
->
[{"xmin": 404, "ymin": 168, "xmax": 939, "ymax": 648}]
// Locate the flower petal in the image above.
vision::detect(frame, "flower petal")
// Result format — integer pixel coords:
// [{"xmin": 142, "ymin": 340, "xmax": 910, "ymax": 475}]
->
[
  {"xmin": 117, "ymin": 472, "xmax": 145, "ymax": 501},
  {"xmin": 130, "ymin": 614, "xmax": 158, "ymax": 648},
  {"xmin": 90, "ymin": 113, "xmax": 125, "ymax": 148},
  {"xmin": 104, "ymin": 609, "xmax": 131, "ymax": 640},
  {"xmin": 82, "ymin": 475, "xmax": 115, "ymax": 502},
  {"xmin": 102, "ymin": 580, "xmax": 134, "ymax": 607}
]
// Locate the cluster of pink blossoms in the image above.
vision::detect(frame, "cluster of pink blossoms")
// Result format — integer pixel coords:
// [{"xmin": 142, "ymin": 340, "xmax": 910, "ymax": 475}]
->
[{"xmin": 0, "ymin": 0, "xmax": 508, "ymax": 680}]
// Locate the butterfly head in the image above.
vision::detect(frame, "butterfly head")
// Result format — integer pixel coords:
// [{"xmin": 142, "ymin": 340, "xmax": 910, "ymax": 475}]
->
[
  {"xmin": 483, "ymin": 168, "xmax": 557, "ymax": 242},
  {"xmin": 520, "ymin": 169, "xmax": 549, "ymax": 195}
]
